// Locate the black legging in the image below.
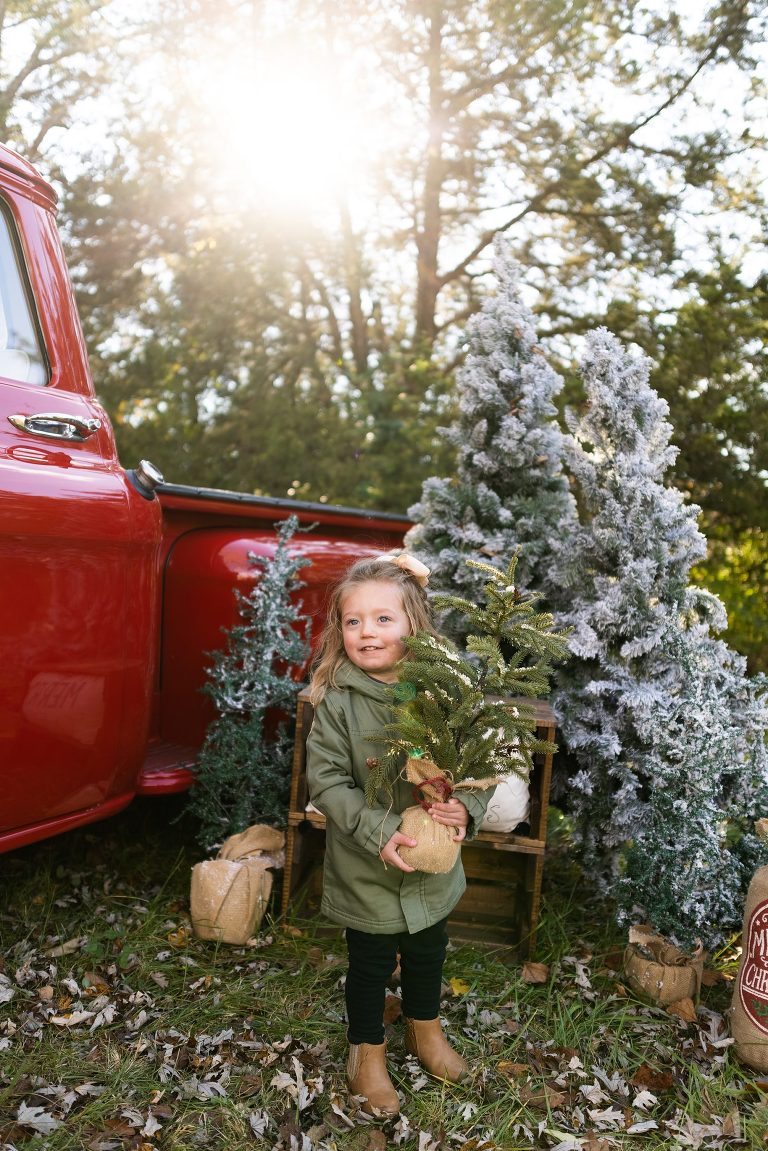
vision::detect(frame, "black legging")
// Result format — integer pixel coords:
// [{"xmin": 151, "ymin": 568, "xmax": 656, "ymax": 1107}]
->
[{"xmin": 345, "ymin": 918, "xmax": 448, "ymax": 1045}]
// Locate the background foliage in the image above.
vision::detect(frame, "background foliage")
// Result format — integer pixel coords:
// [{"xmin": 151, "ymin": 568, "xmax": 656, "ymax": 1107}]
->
[{"xmin": 1, "ymin": 0, "xmax": 767, "ymax": 663}]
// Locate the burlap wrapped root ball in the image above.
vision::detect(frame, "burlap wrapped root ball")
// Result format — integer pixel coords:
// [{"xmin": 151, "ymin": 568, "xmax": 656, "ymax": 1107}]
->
[
  {"xmin": 190, "ymin": 823, "xmax": 285, "ymax": 944},
  {"xmin": 397, "ymin": 756, "xmax": 468, "ymax": 875},
  {"xmin": 730, "ymin": 863, "xmax": 768, "ymax": 1072},
  {"xmin": 623, "ymin": 925, "xmax": 704, "ymax": 1006}
]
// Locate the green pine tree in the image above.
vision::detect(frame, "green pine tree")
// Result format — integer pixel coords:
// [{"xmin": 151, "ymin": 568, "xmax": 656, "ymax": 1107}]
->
[
  {"xmin": 367, "ymin": 555, "xmax": 569, "ymax": 805},
  {"xmin": 186, "ymin": 516, "xmax": 311, "ymax": 849}
]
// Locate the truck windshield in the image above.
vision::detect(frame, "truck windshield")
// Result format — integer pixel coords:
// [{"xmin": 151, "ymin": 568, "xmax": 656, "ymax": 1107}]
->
[{"xmin": 0, "ymin": 202, "xmax": 48, "ymax": 385}]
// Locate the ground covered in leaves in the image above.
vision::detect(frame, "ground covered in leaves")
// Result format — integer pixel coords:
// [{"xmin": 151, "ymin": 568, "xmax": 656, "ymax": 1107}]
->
[{"xmin": 0, "ymin": 798, "xmax": 765, "ymax": 1150}]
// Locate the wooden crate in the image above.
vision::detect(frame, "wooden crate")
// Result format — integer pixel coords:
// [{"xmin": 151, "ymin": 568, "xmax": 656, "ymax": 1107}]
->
[{"xmin": 281, "ymin": 689, "xmax": 555, "ymax": 958}]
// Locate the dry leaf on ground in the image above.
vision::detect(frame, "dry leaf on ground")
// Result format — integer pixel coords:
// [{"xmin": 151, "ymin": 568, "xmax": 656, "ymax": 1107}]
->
[
  {"xmin": 383, "ymin": 993, "xmax": 402, "ymax": 1024},
  {"xmin": 449, "ymin": 976, "xmax": 471, "ymax": 995},
  {"xmin": 497, "ymin": 1061, "xmax": 529, "ymax": 1079},
  {"xmin": 521, "ymin": 961, "xmax": 550, "ymax": 984},
  {"xmin": 667, "ymin": 997, "xmax": 697, "ymax": 1023}
]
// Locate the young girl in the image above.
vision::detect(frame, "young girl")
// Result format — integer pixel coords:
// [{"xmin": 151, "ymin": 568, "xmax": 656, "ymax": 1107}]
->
[{"xmin": 306, "ymin": 552, "xmax": 495, "ymax": 1116}]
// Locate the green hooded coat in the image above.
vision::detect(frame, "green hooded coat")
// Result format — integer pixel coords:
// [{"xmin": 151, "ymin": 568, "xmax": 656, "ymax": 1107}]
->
[{"xmin": 306, "ymin": 659, "xmax": 494, "ymax": 934}]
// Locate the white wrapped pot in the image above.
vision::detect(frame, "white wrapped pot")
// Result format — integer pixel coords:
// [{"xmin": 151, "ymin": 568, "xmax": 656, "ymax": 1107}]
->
[{"xmin": 479, "ymin": 772, "xmax": 529, "ymax": 834}]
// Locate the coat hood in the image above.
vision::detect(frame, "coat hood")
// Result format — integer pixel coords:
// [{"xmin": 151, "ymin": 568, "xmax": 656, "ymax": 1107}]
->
[{"xmin": 333, "ymin": 658, "xmax": 395, "ymax": 703}]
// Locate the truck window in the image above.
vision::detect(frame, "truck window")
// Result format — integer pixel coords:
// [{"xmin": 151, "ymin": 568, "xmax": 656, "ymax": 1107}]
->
[{"xmin": 0, "ymin": 202, "xmax": 48, "ymax": 385}]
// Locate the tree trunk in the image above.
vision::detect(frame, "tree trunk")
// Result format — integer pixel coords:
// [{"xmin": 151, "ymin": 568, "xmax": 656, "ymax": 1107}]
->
[
  {"xmin": 415, "ymin": 2, "xmax": 444, "ymax": 346},
  {"xmin": 338, "ymin": 196, "xmax": 369, "ymax": 374}
]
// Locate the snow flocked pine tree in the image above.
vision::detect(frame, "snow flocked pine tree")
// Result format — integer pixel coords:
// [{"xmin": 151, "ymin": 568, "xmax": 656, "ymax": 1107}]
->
[
  {"xmin": 406, "ymin": 240, "xmax": 577, "ymax": 638},
  {"xmin": 186, "ymin": 516, "xmax": 311, "ymax": 850},
  {"xmin": 555, "ymin": 328, "xmax": 768, "ymax": 947}
]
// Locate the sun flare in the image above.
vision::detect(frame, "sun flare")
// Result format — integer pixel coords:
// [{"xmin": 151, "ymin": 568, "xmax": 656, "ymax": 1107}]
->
[{"xmin": 197, "ymin": 45, "xmax": 380, "ymax": 218}]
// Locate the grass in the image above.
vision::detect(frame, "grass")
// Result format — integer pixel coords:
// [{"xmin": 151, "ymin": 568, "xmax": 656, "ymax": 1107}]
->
[{"xmin": 0, "ymin": 796, "xmax": 765, "ymax": 1150}]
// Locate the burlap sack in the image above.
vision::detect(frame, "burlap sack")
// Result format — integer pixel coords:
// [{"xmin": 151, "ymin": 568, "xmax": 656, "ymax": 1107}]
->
[
  {"xmin": 397, "ymin": 757, "xmax": 462, "ymax": 874},
  {"xmin": 730, "ymin": 864, "xmax": 768, "ymax": 1072},
  {"xmin": 623, "ymin": 925, "xmax": 704, "ymax": 1005},
  {"xmin": 217, "ymin": 823, "xmax": 284, "ymax": 861},
  {"xmin": 190, "ymin": 858, "xmax": 273, "ymax": 943},
  {"xmin": 190, "ymin": 823, "xmax": 285, "ymax": 943}
]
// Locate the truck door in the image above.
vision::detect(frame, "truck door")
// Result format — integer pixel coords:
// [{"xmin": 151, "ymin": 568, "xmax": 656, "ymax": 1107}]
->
[{"xmin": 0, "ymin": 167, "xmax": 161, "ymax": 848}]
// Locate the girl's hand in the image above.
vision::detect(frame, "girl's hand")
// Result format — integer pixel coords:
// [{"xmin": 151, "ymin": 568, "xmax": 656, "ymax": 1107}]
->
[
  {"xmin": 427, "ymin": 798, "xmax": 469, "ymax": 842},
  {"xmin": 380, "ymin": 830, "xmax": 418, "ymax": 872}
]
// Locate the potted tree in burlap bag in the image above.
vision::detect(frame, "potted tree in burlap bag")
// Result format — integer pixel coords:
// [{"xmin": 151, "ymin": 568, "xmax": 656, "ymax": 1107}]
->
[
  {"xmin": 366, "ymin": 556, "xmax": 569, "ymax": 873},
  {"xmin": 190, "ymin": 823, "xmax": 285, "ymax": 944},
  {"xmin": 730, "ymin": 819, "xmax": 768, "ymax": 1072}
]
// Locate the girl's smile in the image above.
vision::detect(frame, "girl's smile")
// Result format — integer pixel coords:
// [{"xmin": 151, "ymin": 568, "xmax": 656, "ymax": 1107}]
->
[{"xmin": 340, "ymin": 580, "xmax": 409, "ymax": 682}]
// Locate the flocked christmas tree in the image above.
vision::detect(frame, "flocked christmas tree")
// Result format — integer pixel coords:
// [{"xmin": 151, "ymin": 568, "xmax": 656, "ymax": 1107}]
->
[
  {"xmin": 406, "ymin": 240, "xmax": 577, "ymax": 637},
  {"xmin": 554, "ymin": 328, "xmax": 768, "ymax": 947},
  {"xmin": 186, "ymin": 516, "xmax": 311, "ymax": 850}
]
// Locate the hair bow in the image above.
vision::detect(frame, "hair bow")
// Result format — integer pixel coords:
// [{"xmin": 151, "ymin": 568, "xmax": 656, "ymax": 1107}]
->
[{"xmin": 382, "ymin": 552, "xmax": 430, "ymax": 587}]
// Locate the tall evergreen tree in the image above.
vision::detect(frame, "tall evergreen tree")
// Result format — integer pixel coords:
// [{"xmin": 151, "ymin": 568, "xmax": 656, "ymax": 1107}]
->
[
  {"xmin": 186, "ymin": 517, "xmax": 311, "ymax": 850},
  {"xmin": 616, "ymin": 620, "xmax": 768, "ymax": 948},
  {"xmin": 406, "ymin": 242, "xmax": 577, "ymax": 634},
  {"xmin": 554, "ymin": 329, "xmax": 768, "ymax": 947}
]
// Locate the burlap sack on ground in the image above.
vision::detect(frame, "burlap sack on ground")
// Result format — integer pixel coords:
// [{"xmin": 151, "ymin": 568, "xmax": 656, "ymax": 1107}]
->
[
  {"xmin": 730, "ymin": 864, "xmax": 768, "ymax": 1072},
  {"xmin": 623, "ymin": 925, "xmax": 704, "ymax": 1005},
  {"xmin": 217, "ymin": 823, "xmax": 284, "ymax": 861},
  {"xmin": 190, "ymin": 823, "xmax": 285, "ymax": 943}
]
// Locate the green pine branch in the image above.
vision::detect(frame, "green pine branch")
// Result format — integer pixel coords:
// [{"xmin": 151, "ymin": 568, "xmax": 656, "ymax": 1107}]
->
[{"xmin": 369, "ymin": 553, "xmax": 569, "ymax": 803}]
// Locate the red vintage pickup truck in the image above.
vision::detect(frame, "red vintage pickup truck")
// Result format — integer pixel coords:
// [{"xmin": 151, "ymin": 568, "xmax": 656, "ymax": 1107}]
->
[{"xmin": 0, "ymin": 144, "xmax": 409, "ymax": 853}]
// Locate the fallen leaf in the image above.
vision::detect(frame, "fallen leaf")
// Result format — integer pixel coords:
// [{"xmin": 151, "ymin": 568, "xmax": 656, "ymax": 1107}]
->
[
  {"xmin": 82, "ymin": 972, "xmax": 111, "ymax": 994},
  {"xmin": 722, "ymin": 1109, "xmax": 741, "ymax": 1138},
  {"xmin": 16, "ymin": 1103, "xmax": 62, "ymax": 1135},
  {"xmin": 449, "ymin": 976, "xmax": 471, "ymax": 995},
  {"xmin": 630, "ymin": 1064, "xmax": 674, "ymax": 1093},
  {"xmin": 666, "ymin": 997, "xmax": 697, "ymax": 1023},
  {"xmin": 700, "ymin": 968, "xmax": 723, "ymax": 987},
  {"xmin": 166, "ymin": 928, "xmax": 189, "ymax": 947},
  {"xmin": 50, "ymin": 1010, "xmax": 95, "ymax": 1027},
  {"xmin": 343, "ymin": 1129, "xmax": 388, "ymax": 1151},
  {"xmin": 45, "ymin": 937, "xmax": 82, "ymax": 957},
  {"xmin": 497, "ymin": 1061, "xmax": 529, "ymax": 1079},
  {"xmin": 383, "ymin": 994, "xmax": 402, "ymax": 1024},
  {"xmin": 583, "ymin": 1134, "xmax": 613, "ymax": 1151},
  {"xmin": 281, "ymin": 925, "xmax": 304, "ymax": 937},
  {"xmin": 626, "ymin": 1120, "xmax": 658, "ymax": 1135},
  {"xmin": 142, "ymin": 1112, "xmax": 163, "ymax": 1137},
  {"xmin": 99, "ymin": 1117, "xmax": 136, "ymax": 1135},
  {"xmin": 521, "ymin": 961, "xmax": 550, "ymax": 984},
  {"xmin": 519, "ymin": 1081, "xmax": 567, "ymax": 1110}
]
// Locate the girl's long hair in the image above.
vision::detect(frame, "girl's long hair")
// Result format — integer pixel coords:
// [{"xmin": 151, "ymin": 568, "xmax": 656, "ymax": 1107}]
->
[{"xmin": 309, "ymin": 554, "xmax": 437, "ymax": 704}]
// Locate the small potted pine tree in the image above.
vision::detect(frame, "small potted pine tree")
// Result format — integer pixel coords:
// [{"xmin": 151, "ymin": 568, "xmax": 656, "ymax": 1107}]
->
[{"xmin": 366, "ymin": 555, "xmax": 570, "ymax": 873}]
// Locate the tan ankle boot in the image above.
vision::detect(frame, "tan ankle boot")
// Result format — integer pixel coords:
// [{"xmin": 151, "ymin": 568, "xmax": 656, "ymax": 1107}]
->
[
  {"xmin": 404, "ymin": 1016, "xmax": 470, "ymax": 1083},
  {"xmin": 346, "ymin": 1041, "xmax": 400, "ymax": 1115}
]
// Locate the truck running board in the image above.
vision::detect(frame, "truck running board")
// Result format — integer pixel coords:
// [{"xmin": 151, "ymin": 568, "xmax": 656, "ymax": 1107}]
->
[{"xmin": 138, "ymin": 739, "xmax": 197, "ymax": 795}]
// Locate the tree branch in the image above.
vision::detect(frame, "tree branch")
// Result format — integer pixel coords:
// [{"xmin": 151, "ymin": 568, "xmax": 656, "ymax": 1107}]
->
[{"xmin": 437, "ymin": 24, "xmax": 741, "ymax": 290}]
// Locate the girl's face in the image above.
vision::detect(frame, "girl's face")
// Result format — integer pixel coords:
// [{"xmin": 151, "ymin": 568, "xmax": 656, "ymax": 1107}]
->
[{"xmin": 340, "ymin": 579, "xmax": 410, "ymax": 683}]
